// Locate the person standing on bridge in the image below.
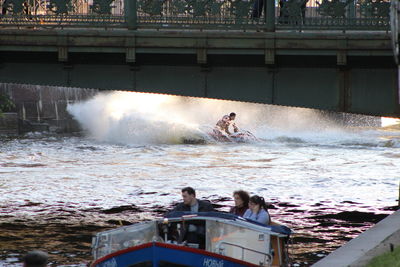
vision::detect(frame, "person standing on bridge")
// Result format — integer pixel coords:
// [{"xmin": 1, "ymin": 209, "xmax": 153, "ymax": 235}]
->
[
  {"xmin": 252, "ymin": 0, "xmax": 264, "ymax": 19},
  {"xmin": 216, "ymin": 112, "xmax": 238, "ymax": 135}
]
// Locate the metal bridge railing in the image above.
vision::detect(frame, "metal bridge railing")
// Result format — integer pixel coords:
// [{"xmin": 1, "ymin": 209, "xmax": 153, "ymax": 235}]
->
[
  {"xmin": 276, "ymin": 0, "xmax": 390, "ymax": 30},
  {"xmin": 0, "ymin": 0, "xmax": 126, "ymax": 27},
  {"xmin": 0, "ymin": 0, "xmax": 391, "ymax": 30}
]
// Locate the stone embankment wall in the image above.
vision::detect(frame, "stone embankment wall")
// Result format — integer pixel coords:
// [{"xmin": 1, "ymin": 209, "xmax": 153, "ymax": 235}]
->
[{"xmin": 0, "ymin": 83, "xmax": 98, "ymax": 134}]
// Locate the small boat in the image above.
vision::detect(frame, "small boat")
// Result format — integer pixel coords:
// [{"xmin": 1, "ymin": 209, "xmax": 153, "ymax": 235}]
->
[{"xmin": 90, "ymin": 212, "xmax": 292, "ymax": 267}]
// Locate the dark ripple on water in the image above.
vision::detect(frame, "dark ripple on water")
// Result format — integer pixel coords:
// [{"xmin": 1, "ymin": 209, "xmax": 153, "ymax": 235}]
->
[{"xmin": 0, "ymin": 163, "xmax": 47, "ymax": 168}]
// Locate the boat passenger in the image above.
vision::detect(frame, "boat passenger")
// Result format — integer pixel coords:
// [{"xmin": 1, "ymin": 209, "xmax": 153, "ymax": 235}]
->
[
  {"xmin": 23, "ymin": 250, "xmax": 48, "ymax": 267},
  {"xmin": 243, "ymin": 195, "xmax": 271, "ymax": 225},
  {"xmin": 172, "ymin": 187, "xmax": 214, "ymax": 212},
  {"xmin": 215, "ymin": 112, "xmax": 238, "ymax": 135},
  {"xmin": 229, "ymin": 190, "xmax": 250, "ymax": 217},
  {"xmin": 170, "ymin": 187, "xmax": 213, "ymax": 249}
]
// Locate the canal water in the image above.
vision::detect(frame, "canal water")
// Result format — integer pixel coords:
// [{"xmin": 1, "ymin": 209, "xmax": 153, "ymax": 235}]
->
[{"xmin": 0, "ymin": 92, "xmax": 399, "ymax": 266}]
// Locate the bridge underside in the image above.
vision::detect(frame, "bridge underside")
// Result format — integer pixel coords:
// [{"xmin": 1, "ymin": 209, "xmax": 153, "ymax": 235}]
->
[{"xmin": 1, "ymin": 52, "xmax": 398, "ymax": 117}]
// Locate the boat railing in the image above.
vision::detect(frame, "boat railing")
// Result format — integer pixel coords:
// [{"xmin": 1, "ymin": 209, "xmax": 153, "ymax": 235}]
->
[{"xmin": 216, "ymin": 241, "xmax": 272, "ymax": 266}]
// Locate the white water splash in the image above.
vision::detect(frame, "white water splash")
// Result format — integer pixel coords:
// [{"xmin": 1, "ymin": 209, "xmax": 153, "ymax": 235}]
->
[{"xmin": 67, "ymin": 91, "xmax": 395, "ymax": 146}]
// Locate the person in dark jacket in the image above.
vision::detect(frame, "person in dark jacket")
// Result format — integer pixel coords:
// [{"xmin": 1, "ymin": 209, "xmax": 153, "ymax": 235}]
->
[
  {"xmin": 23, "ymin": 250, "xmax": 48, "ymax": 267},
  {"xmin": 171, "ymin": 187, "xmax": 213, "ymax": 248},
  {"xmin": 172, "ymin": 187, "xmax": 214, "ymax": 212},
  {"xmin": 252, "ymin": 0, "xmax": 264, "ymax": 19}
]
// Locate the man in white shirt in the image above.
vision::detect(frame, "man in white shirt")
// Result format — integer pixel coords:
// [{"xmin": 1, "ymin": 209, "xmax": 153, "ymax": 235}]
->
[{"xmin": 215, "ymin": 112, "xmax": 238, "ymax": 135}]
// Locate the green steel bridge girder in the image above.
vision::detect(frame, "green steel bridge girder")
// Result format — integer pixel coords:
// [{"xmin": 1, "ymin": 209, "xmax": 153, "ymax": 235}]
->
[{"xmin": 0, "ymin": 29, "xmax": 399, "ymax": 117}]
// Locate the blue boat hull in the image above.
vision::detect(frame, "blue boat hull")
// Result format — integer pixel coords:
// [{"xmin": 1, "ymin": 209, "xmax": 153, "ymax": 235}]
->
[{"xmin": 92, "ymin": 242, "xmax": 258, "ymax": 267}]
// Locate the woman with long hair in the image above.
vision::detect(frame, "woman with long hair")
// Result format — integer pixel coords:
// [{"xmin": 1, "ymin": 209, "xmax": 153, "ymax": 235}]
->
[
  {"xmin": 229, "ymin": 190, "xmax": 250, "ymax": 217},
  {"xmin": 243, "ymin": 195, "xmax": 270, "ymax": 224}
]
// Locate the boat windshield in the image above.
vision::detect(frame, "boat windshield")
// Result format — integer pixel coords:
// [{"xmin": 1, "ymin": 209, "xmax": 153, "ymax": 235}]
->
[
  {"xmin": 92, "ymin": 221, "xmax": 159, "ymax": 260},
  {"xmin": 206, "ymin": 220, "xmax": 272, "ymax": 265}
]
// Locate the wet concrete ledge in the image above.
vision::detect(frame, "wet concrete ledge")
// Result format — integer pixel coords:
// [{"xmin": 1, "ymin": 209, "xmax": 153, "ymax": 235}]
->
[
  {"xmin": 0, "ymin": 112, "xmax": 18, "ymax": 135},
  {"xmin": 312, "ymin": 209, "xmax": 400, "ymax": 267}
]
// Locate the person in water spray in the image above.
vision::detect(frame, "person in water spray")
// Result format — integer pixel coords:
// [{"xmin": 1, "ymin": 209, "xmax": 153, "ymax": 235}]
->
[{"xmin": 215, "ymin": 112, "xmax": 239, "ymax": 136}]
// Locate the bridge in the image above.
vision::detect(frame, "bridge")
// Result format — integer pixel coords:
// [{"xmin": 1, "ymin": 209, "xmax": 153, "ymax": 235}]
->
[{"xmin": 0, "ymin": 0, "xmax": 399, "ymax": 117}]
